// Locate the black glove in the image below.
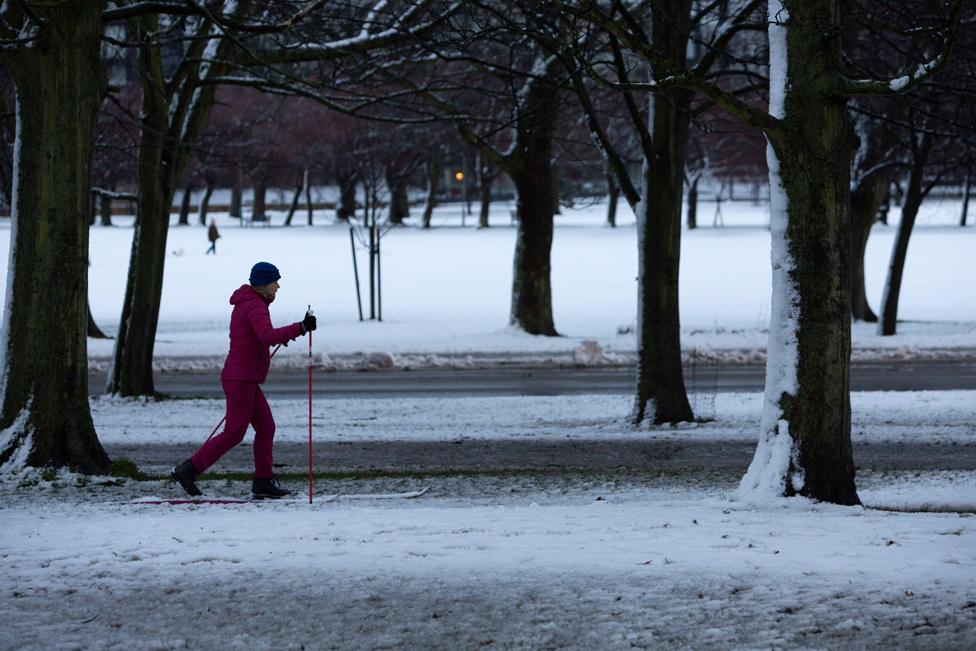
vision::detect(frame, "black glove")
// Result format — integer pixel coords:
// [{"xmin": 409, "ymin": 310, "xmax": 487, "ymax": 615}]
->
[{"xmin": 302, "ymin": 313, "xmax": 317, "ymax": 333}]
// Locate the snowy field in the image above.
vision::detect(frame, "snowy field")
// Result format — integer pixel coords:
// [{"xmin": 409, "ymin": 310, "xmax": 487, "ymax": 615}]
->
[
  {"xmin": 2, "ymin": 197, "xmax": 975, "ymax": 649},
  {"xmin": 2, "ymin": 196, "xmax": 972, "ymax": 368}
]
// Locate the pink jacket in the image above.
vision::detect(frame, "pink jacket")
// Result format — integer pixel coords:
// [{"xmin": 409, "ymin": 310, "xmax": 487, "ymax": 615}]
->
[{"xmin": 220, "ymin": 285, "xmax": 303, "ymax": 384}]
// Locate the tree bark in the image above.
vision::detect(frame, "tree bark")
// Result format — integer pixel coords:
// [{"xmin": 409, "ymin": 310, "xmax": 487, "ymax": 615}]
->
[
  {"xmin": 850, "ymin": 170, "xmax": 890, "ymax": 322},
  {"xmin": 740, "ymin": 0, "xmax": 859, "ymax": 505},
  {"xmin": 108, "ymin": 13, "xmax": 232, "ymax": 397},
  {"xmin": 336, "ymin": 170, "xmax": 357, "ymax": 221},
  {"xmin": 230, "ymin": 172, "xmax": 243, "ymax": 219},
  {"xmin": 284, "ymin": 176, "xmax": 303, "ymax": 225},
  {"xmin": 421, "ymin": 154, "xmax": 440, "ymax": 229},
  {"xmin": 197, "ymin": 178, "xmax": 214, "ymax": 226},
  {"xmin": 686, "ymin": 174, "xmax": 699, "ymax": 230},
  {"xmin": 630, "ymin": 13, "xmax": 695, "ymax": 425},
  {"xmin": 0, "ymin": 0, "xmax": 111, "ymax": 473},
  {"xmin": 177, "ymin": 184, "xmax": 193, "ymax": 225},
  {"xmin": 100, "ymin": 192, "xmax": 113, "ymax": 226},
  {"xmin": 477, "ymin": 154, "xmax": 492, "ymax": 228},
  {"xmin": 606, "ymin": 172, "xmax": 619, "ymax": 227},
  {"xmin": 508, "ymin": 76, "xmax": 561, "ymax": 336},
  {"xmin": 305, "ymin": 168, "xmax": 314, "ymax": 225},
  {"xmin": 108, "ymin": 30, "xmax": 172, "ymax": 397},
  {"xmin": 385, "ymin": 161, "xmax": 410, "ymax": 225},
  {"xmin": 252, "ymin": 179, "xmax": 267, "ymax": 222},
  {"xmin": 878, "ymin": 138, "xmax": 930, "ymax": 336}
]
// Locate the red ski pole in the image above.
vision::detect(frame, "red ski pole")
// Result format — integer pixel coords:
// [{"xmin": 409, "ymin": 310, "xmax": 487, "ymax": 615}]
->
[
  {"xmin": 307, "ymin": 306, "xmax": 314, "ymax": 504},
  {"xmin": 203, "ymin": 342, "xmax": 284, "ymax": 444}
]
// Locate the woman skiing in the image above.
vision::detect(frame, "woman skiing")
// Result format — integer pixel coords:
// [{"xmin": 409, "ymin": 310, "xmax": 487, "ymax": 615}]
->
[{"xmin": 171, "ymin": 261, "xmax": 316, "ymax": 499}]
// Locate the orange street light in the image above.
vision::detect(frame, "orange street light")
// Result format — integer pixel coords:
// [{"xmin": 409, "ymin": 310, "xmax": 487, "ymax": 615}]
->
[{"xmin": 454, "ymin": 170, "xmax": 464, "ymax": 182}]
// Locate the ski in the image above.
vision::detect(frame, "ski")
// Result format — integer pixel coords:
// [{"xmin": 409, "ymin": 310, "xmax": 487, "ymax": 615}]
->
[
  {"xmin": 318, "ymin": 487, "xmax": 431, "ymax": 501},
  {"xmin": 131, "ymin": 487, "xmax": 430, "ymax": 505}
]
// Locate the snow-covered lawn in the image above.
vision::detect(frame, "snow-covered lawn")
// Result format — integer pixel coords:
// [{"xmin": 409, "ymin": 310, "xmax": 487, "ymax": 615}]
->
[
  {"xmin": 3, "ymin": 198, "xmax": 972, "ymax": 367},
  {"xmin": 2, "ymin": 472, "xmax": 975, "ymax": 649}
]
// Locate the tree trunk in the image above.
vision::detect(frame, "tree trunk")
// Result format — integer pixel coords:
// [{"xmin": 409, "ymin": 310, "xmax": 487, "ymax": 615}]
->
[
  {"xmin": 961, "ymin": 173, "xmax": 971, "ymax": 227},
  {"xmin": 230, "ymin": 171, "xmax": 243, "ymax": 219},
  {"xmin": 508, "ymin": 81, "xmax": 562, "ymax": 335},
  {"xmin": 305, "ymin": 168, "xmax": 314, "ymax": 225},
  {"xmin": 740, "ymin": 0, "xmax": 859, "ymax": 505},
  {"xmin": 463, "ymin": 147, "xmax": 477, "ymax": 214},
  {"xmin": 631, "ymin": 7, "xmax": 695, "ymax": 425},
  {"xmin": 421, "ymin": 154, "xmax": 439, "ymax": 229},
  {"xmin": 100, "ymin": 192, "xmax": 113, "ymax": 226},
  {"xmin": 686, "ymin": 174, "xmax": 699, "ymax": 230},
  {"xmin": 510, "ymin": 167, "xmax": 558, "ymax": 335},
  {"xmin": 0, "ymin": 1, "xmax": 111, "ymax": 473},
  {"xmin": 385, "ymin": 162, "xmax": 410, "ymax": 225},
  {"xmin": 606, "ymin": 172, "xmax": 619, "ymax": 227},
  {"xmin": 177, "ymin": 184, "xmax": 192, "ymax": 225},
  {"xmin": 478, "ymin": 154, "xmax": 492, "ymax": 228},
  {"xmin": 107, "ymin": 17, "xmax": 173, "ymax": 397},
  {"xmin": 878, "ymin": 140, "xmax": 930, "ymax": 337},
  {"xmin": 284, "ymin": 176, "xmax": 303, "ymax": 225},
  {"xmin": 252, "ymin": 180, "xmax": 266, "ymax": 222},
  {"xmin": 336, "ymin": 171, "xmax": 357, "ymax": 222},
  {"xmin": 196, "ymin": 178, "xmax": 214, "ymax": 226},
  {"xmin": 850, "ymin": 171, "xmax": 889, "ymax": 322}
]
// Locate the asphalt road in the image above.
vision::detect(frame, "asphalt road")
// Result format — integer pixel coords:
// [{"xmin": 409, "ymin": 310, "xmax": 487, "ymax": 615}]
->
[{"xmin": 90, "ymin": 359, "xmax": 976, "ymax": 399}]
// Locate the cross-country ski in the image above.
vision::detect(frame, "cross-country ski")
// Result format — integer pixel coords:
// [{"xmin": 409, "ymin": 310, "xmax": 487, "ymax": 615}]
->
[{"xmin": 130, "ymin": 487, "xmax": 430, "ymax": 505}]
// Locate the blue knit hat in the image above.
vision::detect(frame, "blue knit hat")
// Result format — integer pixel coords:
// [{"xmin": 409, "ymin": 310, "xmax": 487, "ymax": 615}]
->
[{"xmin": 249, "ymin": 262, "xmax": 281, "ymax": 286}]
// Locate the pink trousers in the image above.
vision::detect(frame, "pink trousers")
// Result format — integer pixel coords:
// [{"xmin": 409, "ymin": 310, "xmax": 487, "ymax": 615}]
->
[{"xmin": 191, "ymin": 380, "xmax": 276, "ymax": 478}]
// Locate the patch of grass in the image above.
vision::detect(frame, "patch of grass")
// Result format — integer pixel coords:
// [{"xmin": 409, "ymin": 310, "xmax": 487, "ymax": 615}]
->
[
  {"xmin": 110, "ymin": 458, "xmax": 149, "ymax": 481},
  {"xmin": 40, "ymin": 467, "xmax": 58, "ymax": 482}
]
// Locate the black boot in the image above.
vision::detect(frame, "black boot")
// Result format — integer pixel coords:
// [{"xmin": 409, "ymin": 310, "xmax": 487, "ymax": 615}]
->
[
  {"xmin": 252, "ymin": 474, "xmax": 293, "ymax": 500},
  {"xmin": 171, "ymin": 459, "xmax": 202, "ymax": 497}
]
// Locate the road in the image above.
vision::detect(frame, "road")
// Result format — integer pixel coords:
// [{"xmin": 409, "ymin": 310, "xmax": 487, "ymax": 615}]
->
[
  {"xmin": 97, "ymin": 359, "xmax": 976, "ymax": 476},
  {"xmin": 90, "ymin": 359, "xmax": 976, "ymax": 399}
]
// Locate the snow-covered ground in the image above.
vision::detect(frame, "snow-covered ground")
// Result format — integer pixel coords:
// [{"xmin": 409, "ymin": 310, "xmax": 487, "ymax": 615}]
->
[
  {"xmin": 3, "ymin": 387, "xmax": 976, "ymax": 649},
  {"xmin": 2, "ymin": 197, "xmax": 971, "ymax": 369}
]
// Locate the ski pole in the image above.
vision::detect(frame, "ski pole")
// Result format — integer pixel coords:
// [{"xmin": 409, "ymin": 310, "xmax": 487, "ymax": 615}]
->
[
  {"xmin": 307, "ymin": 305, "xmax": 314, "ymax": 504},
  {"xmin": 202, "ymin": 342, "xmax": 284, "ymax": 444}
]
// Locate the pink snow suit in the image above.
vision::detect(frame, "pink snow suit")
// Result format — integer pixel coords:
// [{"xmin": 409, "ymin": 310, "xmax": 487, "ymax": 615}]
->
[{"xmin": 191, "ymin": 285, "xmax": 304, "ymax": 478}]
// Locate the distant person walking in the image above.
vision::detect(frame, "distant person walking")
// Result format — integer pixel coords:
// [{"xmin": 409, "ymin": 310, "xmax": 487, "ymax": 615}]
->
[
  {"xmin": 171, "ymin": 262, "xmax": 317, "ymax": 499},
  {"xmin": 206, "ymin": 219, "xmax": 220, "ymax": 255}
]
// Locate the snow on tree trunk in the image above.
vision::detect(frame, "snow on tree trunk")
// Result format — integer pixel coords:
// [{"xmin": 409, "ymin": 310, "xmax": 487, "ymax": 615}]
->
[
  {"xmin": 0, "ymin": 0, "xmax": 111, "ymax": 473},
  {"xmin": 739, "ymin": 0, "xmax": 859, "ymax": 505}
]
